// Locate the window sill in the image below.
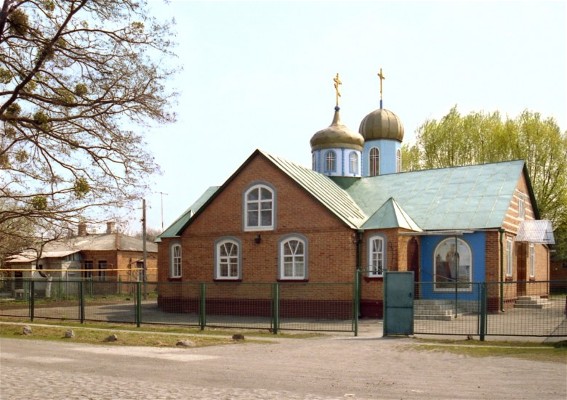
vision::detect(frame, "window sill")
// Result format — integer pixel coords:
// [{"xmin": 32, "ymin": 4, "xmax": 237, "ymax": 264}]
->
[
  {"xmin": 168, "ymin": 277, "xmax": 182, "ymax": 281},
  {"xmin": 214, "ymin": 278, "xmax": 242, "ymax": 282},
  {"xmin": 277, "ymin": 279, "xmax": 308, "ymax": 283},
  {"xmin": 505, "ymin": 276, "xmax": 513, "ymax": 281}
]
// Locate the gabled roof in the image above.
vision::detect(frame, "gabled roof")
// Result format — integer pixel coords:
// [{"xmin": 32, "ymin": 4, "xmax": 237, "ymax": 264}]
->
[
  {"xmin": 339, "ymin": 160, "xmax": 527, "ymax": 230},
  {"xmin": 516, "ymin": 220, "xmax": 555, "ymax": 244},
  {"xmin": 362, "ymin": 197, "xmax": 422, "ymax": 231},
  {"xmin": 158, "ymin": 186, "xmax": 219, "ymax": 240},
  {"xmin": 263, "ymin": 152, "xmax": 367, "ymax": 228},
  {"xmin": 7, "ymin": 233, "xmax": 157, "ymax": 263},
  {"xmin": 167, "ymin": 149, "xmax": 531, "ymax": 237}
]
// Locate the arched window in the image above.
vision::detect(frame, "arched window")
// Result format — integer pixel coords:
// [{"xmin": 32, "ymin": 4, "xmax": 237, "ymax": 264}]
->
[
  {"xmin": 349, "ymin": 152, "xmax": 358, "ymax": 175},
  {"xmin": 215, "ymin": 239, "xmax": 240, "ymax": 280},
  {"xmin": 434, "ymin": 238, "xmax": 472, "ymax": 291},
  {"xmin": 325, "ymin": 151, "xmax": 336, "ymax": 173},
  {"xmin": 368, "ymin": 235, "xmax": 385, "ymax": 277},
  {"xmin": 396, "ymin": 149, "xmax": 402, "ymax": 172},
  {"xmin": 369, "ymin": 147, "xmax": 379, "ymax": 176},
  {"xmin": 170, "ymin": 243, "xmax": 182, "ymax": 278},
  {"xmin": 244, "ymin": 184, "xmax": 274, "ymax": 231},
  {"xmin": 279, "ymin": 236, "xmax": 307, "ymax": 280},
  {"xmin": 312, "ymin": 153, "xmax": 317, "ymax": 171}
]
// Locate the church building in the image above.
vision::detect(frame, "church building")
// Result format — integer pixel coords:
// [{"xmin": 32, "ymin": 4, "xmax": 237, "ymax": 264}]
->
[{"xmin": 156, "ymin": 72, "xmax": 554, "ymax": 318}]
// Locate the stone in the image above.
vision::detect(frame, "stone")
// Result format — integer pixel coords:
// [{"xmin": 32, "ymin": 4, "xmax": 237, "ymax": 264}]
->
[
  {"xmin": 64, "ymin": 329, "xmax": 75, "ymax": 339},
  {"xmin": 22, "ymin": 325, "xmax": 32, "ymax": 335},
  {"xmin": 104, "ymin": 334, "xmax": 118, "ymax": 342},
  {"xmin": 232, "ymin": 333, "xmax": 245, "ymax": 341},
  {"xmin": 176, "ymin": 340, "xmax": 195, "ymax": 348}
]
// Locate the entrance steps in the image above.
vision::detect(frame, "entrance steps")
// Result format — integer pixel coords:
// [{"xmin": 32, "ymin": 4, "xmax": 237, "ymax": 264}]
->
[
  {"xmin": 514, "ymin": 296, "xmax": 552, "ymax": 309},
  {"xmin": 414, "ymin": 299, "xmax": 471, "ymax": 321}
]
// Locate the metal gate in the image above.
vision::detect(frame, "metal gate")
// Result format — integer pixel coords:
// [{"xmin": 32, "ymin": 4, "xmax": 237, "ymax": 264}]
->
[{"xmin": 383, "ymin": 271, "xmax": 414, "ymax": 336}]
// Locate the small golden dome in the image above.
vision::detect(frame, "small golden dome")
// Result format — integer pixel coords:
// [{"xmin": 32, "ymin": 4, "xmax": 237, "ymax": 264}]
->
[
  {"xmin": 310, "ymin": 107, "xmax": 364, "ymax": 151},
  {"xmin": 359, "ymin": 108, "xmax": 404, "ymax": 142}
]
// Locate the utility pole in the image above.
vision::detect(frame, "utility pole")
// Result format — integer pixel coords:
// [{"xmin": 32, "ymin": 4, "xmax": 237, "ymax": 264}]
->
[
  {"xmin": 158, "ymin": 192, "xmax": 168, "ymax": 231},
  {"xmin": 142, "ymin": 199, "xmax": 147, "ymax": 299}
]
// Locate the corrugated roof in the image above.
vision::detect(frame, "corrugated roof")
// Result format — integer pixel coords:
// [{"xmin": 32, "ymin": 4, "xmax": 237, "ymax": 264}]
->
[
  {"xmin": 516, "ymin": 220, "xmax": 555, "ymax": 244},
  {"xmin": 158, "ymin": 186, "xmax": 219, "ymax": 239},
  {"xmin": 340, "ymin": 160, "xmax": 525, "ymax": 230},
  {"xmin": 262, "ymin": 151, "xmax": 367, "ymax": 228}
]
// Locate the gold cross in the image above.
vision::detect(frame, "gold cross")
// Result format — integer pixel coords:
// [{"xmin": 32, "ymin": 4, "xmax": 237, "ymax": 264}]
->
[
  {"xmin": 377, "ymin": 68, "xmax": 385, "ymax": 100},
  {"xmin": 333, "ymin": 73, "xmax": 342, "ymax": 107}
]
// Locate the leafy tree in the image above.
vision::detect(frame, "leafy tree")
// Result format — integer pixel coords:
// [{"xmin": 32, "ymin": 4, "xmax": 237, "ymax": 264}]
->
[
  {"xmin": 402, "ymin": 106, "xmax": 567, "ymax": 259},
  {"xmin": 0, "ymin": 0, "xmax": 177, "ymax": 243}
]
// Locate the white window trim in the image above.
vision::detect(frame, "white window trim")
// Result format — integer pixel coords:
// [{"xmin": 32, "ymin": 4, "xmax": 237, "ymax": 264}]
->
[
  {"xmin": 278, "ymin": 235, "xmax": 308, "ymax": 280},
  {"xmin": 368, "ymin": 235, "xmax": 385, "ymax": 277},
  {"xmin": 244, "ymin": 183, "xmax": 275, "ymax": 232},
  {"xmin": 506, "ymin": 238, "xmax": 513, "ymax": 277},
  {"xmin": 433, "ymin": 238, "xmax": 473, "ymax": 292},
  {"xmin": 369, "ymin": 147, "xmax": 380, "ymax": 177},
  {"xmin": 215, "ymin": 238, "xmax": 241, "ymax": 280},
  {"xmin": 349, "ymin": 152, "xmax": 358, "ymax": 175},
  {"xmin": 170, "ymin": 243, "xmax": 182, "ymax": 278},
  {"xmin": 325, "ymin": 150, "xmax": 336, "ymax": 173},
  {"xmin": 529, "ymin": 243, "xmax": 535, "ymax": 278}
]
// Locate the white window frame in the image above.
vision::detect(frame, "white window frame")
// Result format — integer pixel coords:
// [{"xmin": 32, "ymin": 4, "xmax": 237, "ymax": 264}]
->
[
  {"xmin": 349, "ymin": 152, "xmax": 358, "ymax": 175},
  {"xmin": 279, "ymin": 235, "xmax": 307, "ymax": 280},
  {"xmin": 244, "ymin": 184, "xmax": 274, "ymax": 231},
  {"xmin": 325, "ymin": 150, "xmax": 336, "ymax": 173},
  {"xmin": 215, "ymin": 239, "xmax": 241, "ymax": 280},
  {"xmin": 170, "ymin": 243, "xmax": 182, "ymax": 278},
  {"xmin": 433, "ymin": 238, "xmax": 473, "ymax": 292},
  {"xmin": 506, "ymin": 238, "xmax": 513, "ymax": 277},
  {"xmin": 396, "ymin": 149, "xmax": 402, "ymax": 172},
  {"xmin": 529, "ymin": 243, "xmax": 535, "ymax": 278},
  {"xmin": 369, "ymin": 147, "xmax": 379, "ymax": 176},
  {"xmin": 368, "ymin": 235, "xmax": 385, "ymax": 277}
]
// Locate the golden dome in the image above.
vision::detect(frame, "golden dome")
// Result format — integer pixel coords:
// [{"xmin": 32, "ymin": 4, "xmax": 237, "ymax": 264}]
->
[
  {"xmin": 359, "ymin": 108, "xmax": 404, "ymax": 142},
  {"xmin": 310, "ymin": 107, "xmax": 364, "ymax": 151}
]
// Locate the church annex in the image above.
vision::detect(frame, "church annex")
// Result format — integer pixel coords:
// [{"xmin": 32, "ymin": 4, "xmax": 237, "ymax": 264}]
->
[{"xmin": 156, "ymin": 72, "xmax": 553, "ymax": 318}]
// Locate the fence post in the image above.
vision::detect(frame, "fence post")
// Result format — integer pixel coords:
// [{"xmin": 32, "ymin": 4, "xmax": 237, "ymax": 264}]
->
[
  {"xmin": 353, "ymin": 269, "xmax": 360, "ymax": 337},
  {"xmin": 272, "ymin": 283, "xmax": 280, "ymax": 334},
  {"xmin": 136, "ymin": 281, "xmax": 141, "ymax": 327},
  {"xmin": 29, "ymin": 280, "xmax": 35, "ymax": 321},
  {"xmin": 79, "ymin": 280, "xmax": 85, "ymax": 324},
  {"xmin": 479, "ymin": 283, "xmax": 487, "ymax": 341},
  {"xmin": 199, "ymin": 283, "xmax": 206, "ymax": 331}
]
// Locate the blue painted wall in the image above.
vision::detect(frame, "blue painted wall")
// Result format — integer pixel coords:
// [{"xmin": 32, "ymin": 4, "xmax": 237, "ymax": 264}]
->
[{"xmin": 420, "ymin": 232, "xmax": 486, "ymax": 301}]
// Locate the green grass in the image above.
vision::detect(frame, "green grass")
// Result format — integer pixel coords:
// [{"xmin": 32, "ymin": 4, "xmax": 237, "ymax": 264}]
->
[
  {"xmin": 412, "ymin": 338, "xmax": 567, "ymax": 363},
  {"xmin": 0, "ymin": 318, "xmax": 319, "ymax": 348}
]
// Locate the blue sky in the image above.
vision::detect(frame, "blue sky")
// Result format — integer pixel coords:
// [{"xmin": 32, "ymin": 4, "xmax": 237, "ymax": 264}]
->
[{"xmin": 139, "ymin": 0, "xmax": 566, "ymax": 231}]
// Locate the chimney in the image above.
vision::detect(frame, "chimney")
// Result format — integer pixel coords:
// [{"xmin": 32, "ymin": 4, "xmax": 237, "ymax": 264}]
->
[
  {"xmin": 106, "ymin": 221, "xmax": 116, "ymax": 234},
  {"xmin": 78, "ymin": 222, "xmax": 88, "ymax": 236}
]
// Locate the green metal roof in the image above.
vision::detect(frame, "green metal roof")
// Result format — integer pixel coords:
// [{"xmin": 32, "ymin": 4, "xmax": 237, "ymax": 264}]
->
[
  {"xmin": 362, "ymin": 197, "xmax": 422, "ymax": 231},
  {"xmin": 157, "ymin": 186, "xmax": 219, "ymax": 240},
  {"xmin": 338, "ymin": 160, "xmax": 526, "ymax": 230},
  {"xmin": 262, "ymin": 151, "xmax": 367, "ymax": 228},
  {"xmin": 165, "ymin": 150, "xmax": 527, "ymax": 237}
]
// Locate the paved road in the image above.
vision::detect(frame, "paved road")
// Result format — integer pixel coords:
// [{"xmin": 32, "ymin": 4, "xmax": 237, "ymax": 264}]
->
[{"xmin": 1, "ymin": 331, "xmax": 566, "ymax": 400}]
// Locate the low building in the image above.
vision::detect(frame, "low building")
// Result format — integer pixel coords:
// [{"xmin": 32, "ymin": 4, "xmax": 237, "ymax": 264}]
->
[
  {"xmin": 157, "ymin": 75, "xmax": 554, "ymax": 318},
  {"xmin": 4, "ymin": 222, "xmax": 157, "ymax": 297}
]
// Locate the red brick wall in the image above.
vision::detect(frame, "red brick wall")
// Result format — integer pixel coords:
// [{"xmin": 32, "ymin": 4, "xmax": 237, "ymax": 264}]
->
[{"xmin": 159, "ymin": 153, "xmax": 358, "ymax": 289}]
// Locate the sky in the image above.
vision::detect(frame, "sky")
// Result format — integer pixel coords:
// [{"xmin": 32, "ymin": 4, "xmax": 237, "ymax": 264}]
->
[{"xmin": 137, "ymin": 0, "xmax": 566, "ymax": 232}]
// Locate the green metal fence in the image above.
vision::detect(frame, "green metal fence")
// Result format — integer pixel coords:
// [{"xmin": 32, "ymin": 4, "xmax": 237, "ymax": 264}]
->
[
  {"xmin": 414, "ymin": 280, "xmax": 567, "ymax": 339},
  {"xmin": 1, "ymin": 277, "xmax": 565, "ymax": 338},
  {"xmin": 0, "ymin": 278, "xmax": 356, "ymax": 334}
]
